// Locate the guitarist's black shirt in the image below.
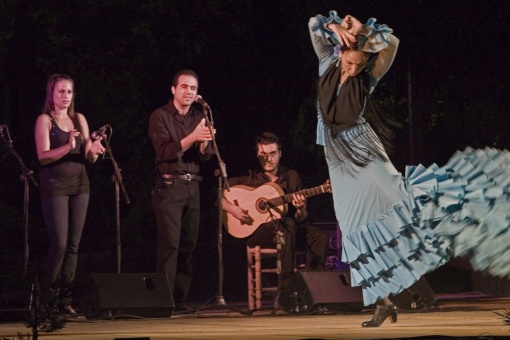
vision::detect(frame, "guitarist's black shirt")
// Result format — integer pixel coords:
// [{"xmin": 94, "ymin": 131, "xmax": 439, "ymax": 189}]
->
[{"xmin": 227, "ymin": 165, "xmax": 303, "ymax": 219}]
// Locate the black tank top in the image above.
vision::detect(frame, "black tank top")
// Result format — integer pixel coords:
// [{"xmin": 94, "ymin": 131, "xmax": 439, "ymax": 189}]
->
[{"xmin": 39, "ymin": 114, "xmax": 90, "ymax": 198}]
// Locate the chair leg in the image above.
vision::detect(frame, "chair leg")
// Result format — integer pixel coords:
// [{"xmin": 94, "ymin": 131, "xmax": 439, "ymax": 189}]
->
[
  {"xmin": 254, "ymin": 246, "xmax": 262, "ymax": 310},
  {"xmin": 247, "ymin": 246, "xmax": 255, "ymax": 311}
]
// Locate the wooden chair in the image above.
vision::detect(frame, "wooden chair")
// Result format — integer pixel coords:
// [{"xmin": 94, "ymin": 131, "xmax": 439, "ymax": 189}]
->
[
  {"xmin": 246, "ymin": 222, "xmax": 341, "ymax": 311},
  {"xmin": 246, "ymin": 246, "xmax": 279, "ymax": 311}
]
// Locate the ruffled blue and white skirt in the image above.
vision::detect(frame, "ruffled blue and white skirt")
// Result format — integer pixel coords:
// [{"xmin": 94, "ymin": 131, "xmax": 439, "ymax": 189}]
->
[{"xmin": 324, "ymin": 123, "xmax": 510, "ymax": 306}]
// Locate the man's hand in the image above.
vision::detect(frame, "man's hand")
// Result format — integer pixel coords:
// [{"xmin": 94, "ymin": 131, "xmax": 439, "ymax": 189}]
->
[
  {"xmin": 193, "ymin": 118, "xmax": 214, "ymax": 142},
  {"xmin": 291, "ymin": 192, "xmax": 307, "ymax": 223},
  {"xmin": 231, "ymin": 205, "xmax": 254, "ymax": 225},
  {"xmin": 291, "ymin": 193, "xmax": 307, "ymax": 209}
]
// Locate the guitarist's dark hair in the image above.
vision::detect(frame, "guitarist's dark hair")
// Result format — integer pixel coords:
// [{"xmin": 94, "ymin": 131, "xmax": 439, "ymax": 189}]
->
[{"xmin": 255, "ymin": 132, "xmax": 281, "ymax": 151}]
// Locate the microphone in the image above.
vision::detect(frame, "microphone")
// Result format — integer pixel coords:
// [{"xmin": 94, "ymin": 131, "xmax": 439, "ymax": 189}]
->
[
  {"xmin": 91, "ymin": 125, "xmax": 108, "ymax": 140},
  {"xmin": 195, "ymin": 95, "xmax": 210, "ymax": 108}
]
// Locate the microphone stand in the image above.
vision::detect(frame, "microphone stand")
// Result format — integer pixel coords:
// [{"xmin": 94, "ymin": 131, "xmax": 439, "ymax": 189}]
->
[
  {"xmin": 97, "ymin": 130, "xmax": 130, "ymax": 273},
  {"xmin": 197, "ymin": 104, "xmax": 249, "ymax": 316},
  {"xmin": 0, "ymin": 125, "xmax": 38, "ymax": 275},
  {"xmin": 266, "ymin": 203, "xmax": 284, "ymax": 313}
]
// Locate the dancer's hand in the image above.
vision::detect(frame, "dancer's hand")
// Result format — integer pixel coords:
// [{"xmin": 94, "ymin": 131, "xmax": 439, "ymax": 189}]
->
[
  {"xmin": 342, "ymin": 15, "xmax": 365, "ymax": 35},
  {"xmin": 328, "ymin": 22, "xmax": 357, "ymax": 48}
]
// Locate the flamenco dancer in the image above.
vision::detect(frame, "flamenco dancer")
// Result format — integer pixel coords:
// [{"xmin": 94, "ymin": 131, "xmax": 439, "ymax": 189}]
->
[{"xmin": 309, "ymin": 10, "xmax": 510, "ymax": 327}]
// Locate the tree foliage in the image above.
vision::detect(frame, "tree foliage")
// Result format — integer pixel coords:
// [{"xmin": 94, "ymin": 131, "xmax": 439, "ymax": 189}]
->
[{"xmin": 1, "ymin": 0, "xmax": 509, "ymax": 300}]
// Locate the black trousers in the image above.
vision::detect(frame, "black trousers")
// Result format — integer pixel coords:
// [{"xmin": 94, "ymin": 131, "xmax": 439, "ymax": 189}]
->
[
  {"xmin": 297, "ymin": 223, "xmax": 329, "ymax": 271},
  {"xmin": 41, "ymin": 193, "xmax": 89, "ymax": 306},
  {"xmin": 152, "ymin": 178, "xmax": 200, "ymax": 304},
  {"xmin": 246, "ymin": 219, "xmax": 329, "ymax": 289},
  {"xmin": 247, "ymin": 217, "xmax": 296, "ymax": 289}
]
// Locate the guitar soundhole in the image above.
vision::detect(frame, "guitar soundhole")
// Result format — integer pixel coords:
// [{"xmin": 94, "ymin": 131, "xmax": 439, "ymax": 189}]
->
[{"xmin": 257, "ymin": 199, "xmax": 267, "ymax": 213}]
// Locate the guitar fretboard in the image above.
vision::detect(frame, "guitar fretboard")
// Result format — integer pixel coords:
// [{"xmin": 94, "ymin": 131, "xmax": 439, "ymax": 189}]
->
[{"xmin": 265, "ymin": 183, "xmax": 330, "ymax": 208}]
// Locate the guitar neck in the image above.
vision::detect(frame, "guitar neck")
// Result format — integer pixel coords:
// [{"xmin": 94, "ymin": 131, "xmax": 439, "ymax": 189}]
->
[{"xmin": 267, "ymin": 183, "xmax": 329, "ymax": 208}]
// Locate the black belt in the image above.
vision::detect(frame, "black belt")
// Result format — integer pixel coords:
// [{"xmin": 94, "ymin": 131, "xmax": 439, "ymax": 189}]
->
[{"xmin": 160, "ymin": 173, "xmax": 203, "ymax": 181}]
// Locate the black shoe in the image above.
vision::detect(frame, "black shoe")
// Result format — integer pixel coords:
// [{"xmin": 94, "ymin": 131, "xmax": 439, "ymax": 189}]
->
[
  {"xmin": 361, "ymin": 304, "xmax": 397, "ymax": 328},
  {"xmin": 174, "ymin": 302, "xmax": 195, "ymax": 313},
  {"xmin": 60, "ymin": 305, "xmax": 86, "ymax": 321}
]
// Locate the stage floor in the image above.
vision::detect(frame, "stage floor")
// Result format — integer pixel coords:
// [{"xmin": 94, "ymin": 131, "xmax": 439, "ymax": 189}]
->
[{"xmin": 1, "ymin": 295, "xmax": 510, "ymax": 339}]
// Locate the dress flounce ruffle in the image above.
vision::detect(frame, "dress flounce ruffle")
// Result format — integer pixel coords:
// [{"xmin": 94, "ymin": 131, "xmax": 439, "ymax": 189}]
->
[
  {"xmin": 341, "ymin": 147, "xmax": 510, "ymax": 305},
  {"xmin": 312, "ymin": 10, "xmax": 393, "ymax": 53}
]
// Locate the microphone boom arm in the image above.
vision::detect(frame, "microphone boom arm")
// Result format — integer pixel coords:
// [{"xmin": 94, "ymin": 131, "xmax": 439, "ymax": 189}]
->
[{"xmin": 202, "ymin": 105, "xmax": 229, "ymax": 190}]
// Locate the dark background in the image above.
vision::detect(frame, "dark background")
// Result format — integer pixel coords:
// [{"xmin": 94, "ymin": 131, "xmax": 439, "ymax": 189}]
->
[{"xmin": 1, "ymin": 0, "xmax": 509, "ymax": 306}]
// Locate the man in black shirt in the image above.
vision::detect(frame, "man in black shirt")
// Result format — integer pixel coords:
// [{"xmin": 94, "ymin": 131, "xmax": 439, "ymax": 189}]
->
[
  {"xmin": 148, "ymin": 69, "xmax": 214, "ymax": 311},
  {"xmin": 222, "ymin": 132, "xmax": 328, "ymax": 291}
]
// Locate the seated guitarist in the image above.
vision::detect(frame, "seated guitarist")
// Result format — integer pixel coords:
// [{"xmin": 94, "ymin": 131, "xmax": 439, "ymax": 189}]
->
[{"xmin": 222, "ymin": 132, "xmax": 328, "ymax": 291}]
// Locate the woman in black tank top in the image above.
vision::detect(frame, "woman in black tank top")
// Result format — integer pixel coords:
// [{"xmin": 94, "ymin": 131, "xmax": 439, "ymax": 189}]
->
[{"xmin": 34, "ymin": 74, "xmax": 105, "ymax": 320}]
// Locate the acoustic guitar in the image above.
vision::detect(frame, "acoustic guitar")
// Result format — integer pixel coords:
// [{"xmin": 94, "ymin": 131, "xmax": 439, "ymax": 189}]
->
[{"xmin": 223, "ymin": 180, "xmax": 331, "ymax": 238}]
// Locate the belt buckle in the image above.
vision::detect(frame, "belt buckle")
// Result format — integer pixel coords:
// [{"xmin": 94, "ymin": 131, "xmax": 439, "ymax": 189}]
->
[{"xmin": 183, "ymin": 173, "xmax": 192, "ymax": 181}]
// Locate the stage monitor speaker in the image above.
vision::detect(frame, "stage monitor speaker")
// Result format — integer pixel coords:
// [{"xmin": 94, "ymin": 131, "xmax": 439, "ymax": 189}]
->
[
  {"xmin": 391, "ymin": 276, "xmax": 437, "ymax": 311},
  {"xmin": 280, "ymin": 270, "xmax": 363, "ymax": 315},
  {"xmin": 92, "ymin": 273, "xmax": 174, "ymax": 318},
  {"xmin": 0, "ymin": 275, "xmax": 34, "ymax": 322}
]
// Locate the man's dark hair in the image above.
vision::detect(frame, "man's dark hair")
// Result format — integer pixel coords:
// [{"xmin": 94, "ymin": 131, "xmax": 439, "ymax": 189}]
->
[
  {"xmin": 255, "ymin": 132, "xmax": 282, "ymax": 151},
  {"xmin": 172, "ymin": 69, "xmax": 199, "ymax": 87}
]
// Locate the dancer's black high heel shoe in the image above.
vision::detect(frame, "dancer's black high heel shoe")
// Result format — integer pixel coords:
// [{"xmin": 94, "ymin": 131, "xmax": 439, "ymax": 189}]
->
[{"xmin": 361, "ymin": 304, "xmax": 397, "ymax": 327}]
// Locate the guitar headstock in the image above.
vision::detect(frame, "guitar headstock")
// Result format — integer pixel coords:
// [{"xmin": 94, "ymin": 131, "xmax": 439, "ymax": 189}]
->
[{"xmin": 323, "ymin": 179, "xmax": 332, "ymax": 193}]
